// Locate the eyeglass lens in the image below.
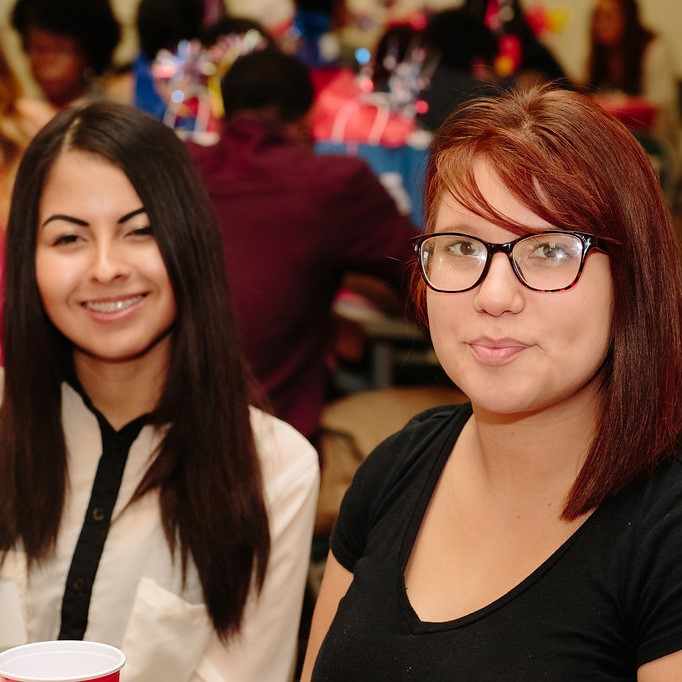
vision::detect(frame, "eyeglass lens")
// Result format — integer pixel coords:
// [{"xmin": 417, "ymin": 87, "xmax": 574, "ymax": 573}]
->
[{"xmin": 420, "ymin": 233, "xmax": 586, "ymax": 292}]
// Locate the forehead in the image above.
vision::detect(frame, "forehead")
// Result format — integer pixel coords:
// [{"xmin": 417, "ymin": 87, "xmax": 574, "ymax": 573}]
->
[
  {"xmin": 594, "ymin": 0, "xmax": 624, "ymax": 18},
  {"xmin": 40, "ymin": 150, "xmax": 142, "ymax": 215},
  {"xmin": 432, "ymin": 158, "xmax": 552, "ymax": 232},
  {"xmin": 26, "ymin": 26, "xmax": 81, "ymax": 49}
]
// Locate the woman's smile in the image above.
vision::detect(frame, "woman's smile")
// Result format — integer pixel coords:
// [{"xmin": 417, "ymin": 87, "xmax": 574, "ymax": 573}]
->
[{"xmin": 82, "ymin": 294, "xmax": 146, "ymax": 315}]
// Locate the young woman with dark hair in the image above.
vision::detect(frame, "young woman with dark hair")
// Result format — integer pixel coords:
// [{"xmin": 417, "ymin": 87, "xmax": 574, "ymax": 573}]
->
[
  {"xmin": 0, "ymin": 100, "xmax": 319, "ymax": 681},
  {"xmin": 302, "ymin": 84, "xmax": 682, "ymax": 680}
]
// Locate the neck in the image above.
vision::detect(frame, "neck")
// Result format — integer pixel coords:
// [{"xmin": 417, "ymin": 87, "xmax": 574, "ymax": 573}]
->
[
  {"xmin": 463, "ymin": 388, "xmax": 601, "ymax": 509},
  {"xmin": 73, "ymin": 339, "xmax": 170, "ymax": 430}
]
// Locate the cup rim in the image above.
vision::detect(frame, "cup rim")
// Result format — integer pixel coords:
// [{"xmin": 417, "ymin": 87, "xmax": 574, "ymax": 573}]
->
[{"xmin": 0, "ymin": 641, "xmax": 125, "ymax": 682}]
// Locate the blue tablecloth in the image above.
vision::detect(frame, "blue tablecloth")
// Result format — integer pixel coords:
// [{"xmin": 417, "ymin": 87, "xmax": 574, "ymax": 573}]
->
[{"xmin": 316, "ymin": 141, "xmax": 429, "ymax": 227}]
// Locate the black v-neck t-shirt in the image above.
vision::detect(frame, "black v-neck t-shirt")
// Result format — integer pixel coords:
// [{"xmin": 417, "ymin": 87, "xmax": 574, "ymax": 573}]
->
[{"xmin": 313, "ymin": 404, "xmax": 682, "ymax": 681}]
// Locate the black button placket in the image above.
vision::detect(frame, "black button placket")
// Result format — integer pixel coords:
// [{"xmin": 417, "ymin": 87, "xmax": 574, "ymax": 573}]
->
[{"xmin": 58, "ymin": 411, "xmax": 146, "ymax": 640}]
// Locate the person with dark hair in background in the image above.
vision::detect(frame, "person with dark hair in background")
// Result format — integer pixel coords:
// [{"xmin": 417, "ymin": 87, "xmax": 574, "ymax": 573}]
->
[
  {"xmin": 136, "ymin": 0, "xmax": 205, "ymax": 63},
  {"xmin": 463, "ymin": 0, "xmax": 569, "ymax": 86},
  {"xmin": 130, "ymin": 0, "xmax": 207, "ymax": 118},
  {"xmin": 0, "ymin": 100, "xmax": 318, "ymax": 681},
  {"xmin": 0, "ymin": 42, "xmax": 52, "ymax": 227},
  {"xmin": 11, "ymin": 0, "xmax": 121, "ymax": 110},
  {"xmin": 187, "ymin": 49, "xmax": 415, "ymax": 443},
  {"xmin": 302, "ymin": 84, "xmax": 682, "ymax": 680},
  {"xmin": 416, "ymin": 8, "xmax": 503, "ymax": 132},
  {"xmin": 371, "ymin": 22, "xmax": 423, "ymax": 93},
  {"xmin": 587, "ymin": 0, "xmax": 670, "ymax": 98},
  {"xmin": 586, "ymin": 0, "xmax": 679, "ymax": 202}
]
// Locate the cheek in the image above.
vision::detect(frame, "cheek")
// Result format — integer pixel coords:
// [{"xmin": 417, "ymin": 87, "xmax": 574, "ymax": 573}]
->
[
  {"xmin": 549, "ymin": 291, "xmax": 613, "ymax": 373},
  {"xmin": 144, "ymin": 252, "xmax": 177, "ymax": 315},
  {"xmin": 35, "ymin": 252, "xmax": 78, "ymax": 311},
  {"xmin": 425, "ymin": 291, "xmax": 468, "ymax": 351}
]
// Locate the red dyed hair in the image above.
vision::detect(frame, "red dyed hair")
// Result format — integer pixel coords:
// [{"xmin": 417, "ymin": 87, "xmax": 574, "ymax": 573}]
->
[{"xmin": 415, "ymin": 84, "xmax": 682, "ymax": 518}]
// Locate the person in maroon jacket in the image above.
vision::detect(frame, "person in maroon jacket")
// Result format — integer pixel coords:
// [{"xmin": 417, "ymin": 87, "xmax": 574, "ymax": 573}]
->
[{"xmin": 187, "ymin": 49, "xmax": 415, "ymax": 441}]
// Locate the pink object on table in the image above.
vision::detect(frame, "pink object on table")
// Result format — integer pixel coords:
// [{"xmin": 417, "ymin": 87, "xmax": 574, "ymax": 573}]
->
[
  {"xmin": 593, "ymin": 95, "xmax": 657, "ymax": 131},
  {"xmin": 0, "ymin": 641, "xmax": 125, "ymax": 682},
  {"xmin": 311, "ymin": 68, "xmax": 416, "ymax": 147}
]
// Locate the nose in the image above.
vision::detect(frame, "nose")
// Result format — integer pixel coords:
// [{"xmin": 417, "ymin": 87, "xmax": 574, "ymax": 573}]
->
[
  {"xmin": 88, "ymin": 240, "xmax": 130, "ymax": 284},
  {"xmin": 472, "ymin": 252, "xmax": 525, "ymax": 316}
]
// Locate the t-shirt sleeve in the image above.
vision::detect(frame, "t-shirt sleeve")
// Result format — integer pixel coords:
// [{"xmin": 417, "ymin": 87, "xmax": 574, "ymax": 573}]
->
[
  {"xmin": 330, "ymin": 403, "xmax": 470, "ymax": 572},
  {"xmin": 628, "ymin": 458, "xmax": 682, "ymax": 666},
  {"xmin": 329, "ymin": 428, "xmax": 403, "ymax": 572}
]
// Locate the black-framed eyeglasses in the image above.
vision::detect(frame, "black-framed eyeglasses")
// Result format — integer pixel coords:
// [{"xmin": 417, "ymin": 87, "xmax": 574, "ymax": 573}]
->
[{"xmin": 411, "ymin": 231, "xmax": 608, "ymax": 293}]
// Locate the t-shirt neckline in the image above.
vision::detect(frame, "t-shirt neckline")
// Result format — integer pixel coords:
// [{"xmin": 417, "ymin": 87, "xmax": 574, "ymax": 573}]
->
[{"xmin": 397, "ymin": 404, "xmax": 598, "ymax": 634}]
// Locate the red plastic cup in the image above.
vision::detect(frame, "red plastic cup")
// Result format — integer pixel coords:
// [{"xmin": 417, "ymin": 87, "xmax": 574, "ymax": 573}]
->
[{"xmin": 0, "ymin": 641, "xmax": 125, "ymax": 682}]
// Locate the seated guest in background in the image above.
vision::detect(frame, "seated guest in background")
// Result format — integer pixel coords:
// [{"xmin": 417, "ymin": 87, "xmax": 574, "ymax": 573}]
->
[
  {"xmin": 463, "ymin": 0, "xmax": 570, "ymax": 87},
  {"xmin": 0, "ymin": 42, "xmax": 52, "ymax": 362},
  {"xmin": 131, "ymin": 0, "xmax": 273, "ymax": 118},
  {"xmin": 302, "ymin": 84, "xmax": 682, "ymax": 680},
  {"xmin": 416, "ymin": 8, "xmax": 503, "ymax": 133},
  {"xmin": 585, "ymin": 0, "xmax": 679, "ymax": 200},
  {"xmin": 0, "ymin": 100, "xmax": 319, "ymax": 681},
  {"xmin": 371, "ymin": 22, "xmax": 423, "ymax": 93},
  {"xmin": 10, "ymin": 0, "xmax": 121, "ymax": 111},
  {"xmin": 0, "ymin": 42, "xmax": 52, "ymax": 227},
  {"xmin": 187, "ymin": 50, "xmax": 415, "ymax": 442},
  {"xmin": 131, "ymin": 0, "xmax": 207, "ymax": 117}
]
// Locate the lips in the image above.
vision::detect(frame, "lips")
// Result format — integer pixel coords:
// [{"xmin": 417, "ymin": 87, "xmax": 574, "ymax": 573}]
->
[
  {"xmin": 468, "ymin": 337, "xmax": 530, "ymax": 365},
  {"xmin": 83, "ymin": 295, "xmax": 145, "ymax": 314}
]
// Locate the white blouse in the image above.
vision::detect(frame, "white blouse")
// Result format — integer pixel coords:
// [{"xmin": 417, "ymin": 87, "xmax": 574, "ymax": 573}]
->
[{"xmin": 0, "ymin": 382, "xmax": 320, "ymax": 682}]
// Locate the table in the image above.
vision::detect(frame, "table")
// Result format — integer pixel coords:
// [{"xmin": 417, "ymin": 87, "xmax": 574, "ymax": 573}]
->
[{"xmin": 332, "ymin": 293, "xmax": 440, "ymax": 391}]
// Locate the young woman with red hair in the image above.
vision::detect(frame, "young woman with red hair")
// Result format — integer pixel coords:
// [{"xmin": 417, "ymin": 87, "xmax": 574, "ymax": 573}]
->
[{"xmin": 302, "ymin": 84, "xmax": 682, "ymax": 680}]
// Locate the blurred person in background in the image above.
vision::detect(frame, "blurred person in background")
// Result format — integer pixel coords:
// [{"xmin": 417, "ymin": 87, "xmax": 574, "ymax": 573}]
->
[
  {"xmin": 131, "ymin": 0, "xmax": 208, "ymax": 117},
  {"xmin": 463, "ymin": 0, "xmax": 570, "ymax": 87},
  {"xmin": 585, "ymin": 0, "xmax": 679, "ymax": 202},
  {"xmin": 371, "ymin": 22, "xmax": 423, "ymax": 93},
  {"xmin": 0, "ymin": 42, "xmax": 52, "ymax": 227},
  {"xmin": 10, "ymin": 0, "xmax": 121, "ymax": 111},
  {"xmin": 187, "ymin": 49, "xmax": 415, "ymax": 443},
  {"xmin": 416, "ymin": 8, "xmax": 503, "ymax": 133},
  {"xmin": 0, "ymin": 42, "xmax": 52, "ymax": 363}
]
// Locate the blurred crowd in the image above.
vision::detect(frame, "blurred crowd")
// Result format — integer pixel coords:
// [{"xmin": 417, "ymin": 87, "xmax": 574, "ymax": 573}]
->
[{"xmin": 1, "ymin": 0, "xmax": 680, "ymax": 430}]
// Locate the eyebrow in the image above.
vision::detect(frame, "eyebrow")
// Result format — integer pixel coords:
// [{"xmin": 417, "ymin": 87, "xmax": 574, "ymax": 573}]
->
[{"xmin": 41, "ymin": 207, "xmax": 146, "ymax": 229}]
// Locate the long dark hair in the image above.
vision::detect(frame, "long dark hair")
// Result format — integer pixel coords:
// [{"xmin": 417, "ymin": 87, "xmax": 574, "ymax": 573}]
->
[
  {"xmin": 0, "ymin": 101, "xmax": 270, "ymax": 639},
  {"xmin": 416, "ymin": 84, "xmax": 682, "ymax": 519},
  {"xmin": 588, "ymin": 0, "xmax": 653, "ymax": 95}
]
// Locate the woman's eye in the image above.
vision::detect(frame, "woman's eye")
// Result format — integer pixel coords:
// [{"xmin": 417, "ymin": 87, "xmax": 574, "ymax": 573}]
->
[
  {"xmin": 531, "ymin": 242, "xmax": 570, "ymax": 261},
  {"xmin": 53, "ymin": 234, "xmax": 81, "ymax": 246},
  {"xmin": 446, "ymin": 239, "xmax": 482, "ymax": 258},
  {"xmin": 128, "ymin": 226, "xmax": 153, "ymax": 238}
]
